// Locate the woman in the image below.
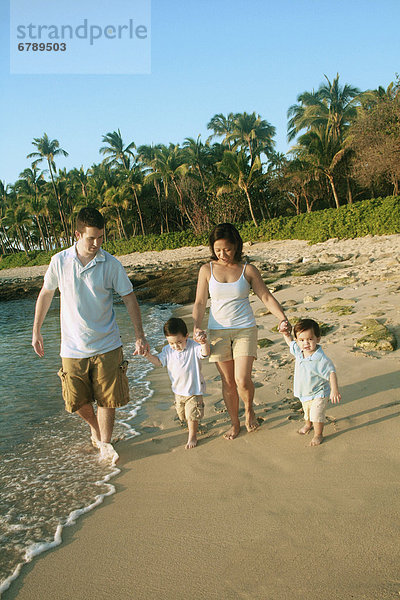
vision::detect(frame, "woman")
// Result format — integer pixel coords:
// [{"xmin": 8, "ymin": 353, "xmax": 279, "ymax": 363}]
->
[{"xmin": 193, "ymin": 223, "xmax": 291, "ymax": 440}]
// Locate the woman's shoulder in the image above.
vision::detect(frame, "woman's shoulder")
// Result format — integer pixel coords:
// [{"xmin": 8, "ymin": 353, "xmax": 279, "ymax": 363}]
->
[{"xmin": 243, "ymin": 262, "xmax": 260, "ymax": 277}]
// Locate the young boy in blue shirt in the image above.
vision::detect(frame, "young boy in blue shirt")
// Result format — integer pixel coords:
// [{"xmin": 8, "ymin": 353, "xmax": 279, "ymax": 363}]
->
[
  {"xmin": 282, "ymin": 318, "xmax": 341, "ymax": 446},
  {"xmin": 144, "ymin": 317, "xmax": 210, "ymax": 449}
]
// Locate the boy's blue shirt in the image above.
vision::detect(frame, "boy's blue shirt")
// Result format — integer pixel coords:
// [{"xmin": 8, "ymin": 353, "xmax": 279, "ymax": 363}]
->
[{"xmin": 290, "ymin": 341, "xmax": 336, "ymax": 402}]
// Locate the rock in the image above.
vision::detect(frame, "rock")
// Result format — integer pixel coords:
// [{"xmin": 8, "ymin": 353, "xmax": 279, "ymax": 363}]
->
[
  {"xmin": 354, "ymin": 319, "xmax": 397, "ymax": 352},
  {"xmin": 257, "ymin": 338, "xmax": 274, "ymax": 349},
  {"xmin": 324, "ymin": 286, "xmax": 341, "ymax": 293},
  {"xmin": 322, "ymin": 297, "xmax": 355, "ymax": 316},
  {"xmin": 318, "ymin": 253, "xmax": 343, "ymax": 263},
  {"xmin": 303, "ymin": 295, "xmax": 316, "ymax": 303},
  {"xmin": 255, "ymin": 308, "xmax": 270, "ymax": 317}
]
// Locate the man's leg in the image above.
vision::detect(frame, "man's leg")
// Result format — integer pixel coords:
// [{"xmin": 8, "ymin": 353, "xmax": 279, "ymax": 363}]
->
[
  {"xmin": 97, "ymin": 406, "xmax": 115, "ymax": 443},
  {"xmin": 76, "ymin": 403, "xmax": 101, "ymax": 446}
]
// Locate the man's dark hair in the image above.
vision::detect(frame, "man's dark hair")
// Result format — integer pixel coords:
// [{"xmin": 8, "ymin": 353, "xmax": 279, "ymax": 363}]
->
[
  {"xmin": 163, "ymin": 317, "xmax": 188, "ymax": 337},
  {"xmin": 76, "ymin": 207, "xmax": 105, "ymax": 232},
  {"xmin": 209, "ymin": 223, "xmax": 243, "ymax": 263},
  {"xmin": 294, "ymin": 318, "xmax": 321, "ymax": 338}
]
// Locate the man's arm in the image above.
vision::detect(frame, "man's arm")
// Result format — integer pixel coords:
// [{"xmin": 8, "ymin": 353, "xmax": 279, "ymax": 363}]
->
[
  {"xmin": 122, "ymin": 291, "xmax": 150, "ymax": 355},
  {"xmin": 32, "ymin": 287, "xmax": 56, "ymax": 357}
]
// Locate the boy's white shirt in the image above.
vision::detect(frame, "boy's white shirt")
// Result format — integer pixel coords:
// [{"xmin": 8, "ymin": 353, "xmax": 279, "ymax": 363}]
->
[{"xmin": 157, "ymin": 338, "xmax": 206, "ymax": 396}]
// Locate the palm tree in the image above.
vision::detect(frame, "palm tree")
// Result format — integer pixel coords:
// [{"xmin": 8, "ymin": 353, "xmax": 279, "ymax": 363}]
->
[
  {"xmin": 138, "ymin": 144, "xmax": 165, "ymax": 233},
  {"xmin": 214, "ymin": 150, "xmax": 265, "ymax": 226},
  {"xmin": 27, "ymin": 133, "xmax": 69, "ymax": 241},
  {"xmin": 287, "ymin": 74, "xmax": 361, "ymax": 144},
  {"xmin": 287, "ymin": 74, "xmax": 361, "ymax": 206},
  {"xmin": 182, "ymin": 135, "xmax": 210, "ymax": 193},
  {"xmin": 99, "ymin": 129, "xmax": 135, "ymax": 170},
  {"xmin": 226, "ymin": 112, "xmax": 276, "ymax": 166},
  {"xmin": 17, "ymin": 167, "xmax": 48, "ymax": 250},
  {"xmin": 207, "ymin": 113, "xmax": 236, "ymax": 148}
]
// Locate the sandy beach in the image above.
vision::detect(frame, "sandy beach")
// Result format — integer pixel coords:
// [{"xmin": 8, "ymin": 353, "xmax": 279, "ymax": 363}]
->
[{"xmin": 2, "ymin": 234, "xmax": 400, "ymax": 599}]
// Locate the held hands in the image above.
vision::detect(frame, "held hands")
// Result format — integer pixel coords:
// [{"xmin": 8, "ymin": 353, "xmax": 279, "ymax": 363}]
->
[
  {"xmin": 278, "ymin": 319, "xmax": 292, "ymax": 334},
  {"xmin": 193, "ymin": 328, "xmax": 207, "ymax": 344},
  {"xmin": 133, "ymin": 336, "xmax": 150, "ymax": 356}
]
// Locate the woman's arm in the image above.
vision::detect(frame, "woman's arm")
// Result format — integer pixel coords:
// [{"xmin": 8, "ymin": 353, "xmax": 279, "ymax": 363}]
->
[
  {"xmin": 192, "ymin": 263, "xmax": 210, "ymax": 336},
  {"xmin": 246, "ymin": 264, "xmax": 290, "ymax": 329}
]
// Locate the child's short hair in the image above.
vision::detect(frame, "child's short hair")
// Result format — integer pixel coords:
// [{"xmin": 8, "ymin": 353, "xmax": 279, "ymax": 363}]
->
[
  {"xmin": 294, "ymin": 318, "xmax": 320, "ymax": 338},
  {"xmin": 76, "ymin": 207, "xmax": 105, "ymax": 232},
  {"xmin": 163, "ymin": 317, "xmax": 188, "ymax": 337}
]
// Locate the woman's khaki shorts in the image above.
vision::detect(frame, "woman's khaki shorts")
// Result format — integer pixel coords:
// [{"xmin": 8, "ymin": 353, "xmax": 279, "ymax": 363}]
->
[
  {"xmin": 58, "ymin": 347, "xmax": 129, "ymax": 413},
  {"xmin": 174, "ymin": 394, "xmax": 204, "ymax": 422},
  {"xmin": 208, "ymin": 326, "xmax": 258, "ymax": 363},
  {"xmin": 301, "ymin": 396, "xmax": 328, "ymax": 423}
]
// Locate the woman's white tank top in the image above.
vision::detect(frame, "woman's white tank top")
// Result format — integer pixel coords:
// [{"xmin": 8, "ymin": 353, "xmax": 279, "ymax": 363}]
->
[{"xmin": 208, "ymin": 262, "xmax": 256, "ymax": 330}]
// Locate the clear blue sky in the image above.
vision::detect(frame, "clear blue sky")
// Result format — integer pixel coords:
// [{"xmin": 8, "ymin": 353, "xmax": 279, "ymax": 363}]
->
[{"xmin": 1, "ymin": 0, "xmax": 399, "ymax": 184}]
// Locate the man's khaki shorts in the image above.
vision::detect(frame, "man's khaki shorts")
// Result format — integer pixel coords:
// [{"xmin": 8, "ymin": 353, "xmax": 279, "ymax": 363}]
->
[
  {"xmin": 301, "ymin": 396, "xmax": 328, "ymax": 423},
  {"xmin": 174, "ymin": 394, "xmax": 204, "ymax": 422},
  {"xmin": 58, "ymin": 347, "xmax": 129, "ymax": 413},
  {"xmin": 208, "ymin": 326, "xmax": 258, "ymax": 363}
]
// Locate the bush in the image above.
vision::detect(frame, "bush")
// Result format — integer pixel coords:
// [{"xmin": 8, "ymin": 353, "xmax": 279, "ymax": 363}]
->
[{"xmin": 1, "ymin": 195, "xmax": 399, "ymax": 270}]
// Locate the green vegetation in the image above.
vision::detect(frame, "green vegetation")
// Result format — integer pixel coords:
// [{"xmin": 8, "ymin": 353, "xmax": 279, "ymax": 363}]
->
[
  {"xmin": 1, "ymin": 74, "xmax": 399, "ymax": 264},
  {"xmin": 1, "ymin": 194, "xmax": 399, "ymax": 270},
  {"xmin": 355, "ymin": 319, "xmax": 397, "ymax": 352}
]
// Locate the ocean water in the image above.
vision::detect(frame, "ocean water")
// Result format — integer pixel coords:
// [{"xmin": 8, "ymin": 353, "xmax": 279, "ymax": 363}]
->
[{"xmin": 0, "ymin": 296, "xmax": 174, "ymax": 594}]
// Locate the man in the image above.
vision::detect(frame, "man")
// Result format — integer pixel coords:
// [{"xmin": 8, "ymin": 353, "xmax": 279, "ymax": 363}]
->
[{"xmin": 32, "ymin": 207, "xmax": 149, "ymax": 464}]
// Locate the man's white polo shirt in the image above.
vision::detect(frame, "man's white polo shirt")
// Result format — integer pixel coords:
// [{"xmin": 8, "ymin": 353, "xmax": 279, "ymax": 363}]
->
[{"xmin": 44, "ymin": 245, "xmax": 133, "ymax": 358}]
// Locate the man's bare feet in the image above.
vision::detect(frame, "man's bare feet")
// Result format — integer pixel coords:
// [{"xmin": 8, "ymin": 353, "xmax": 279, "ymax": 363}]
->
[
  {"xmin": 298, "ymin": 424, "xmax": 313, "ymax": 435},
  {"xmin": 245, "ymin": 410, "xmax": 259, "ymax": 433},
  {"xmin": 223, "ymin": 424, "xmax": 241, "ymax": 440},
  {"xmin": 185, "ymin": 436, "xmax": 198, "ymax": 449},
  {"xmin": 310, "ymin": 435, "xmax": 323, "ymax": 446}
]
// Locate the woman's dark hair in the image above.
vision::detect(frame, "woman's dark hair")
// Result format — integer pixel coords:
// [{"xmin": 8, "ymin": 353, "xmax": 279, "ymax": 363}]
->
[
  {"xmin": 76, "ymin": 207, "xmax": 105, "ymax": 232},
  {"xmin": 163, "ymin": 317, "xmax": 188, "ymax": 337},
  {"xmin": 209, "ymin": 223, "xmax": 243, "ymax": 262},
  {"xmin": 293, "ymin": 318, "xmax": 321, "ymax": 338}
]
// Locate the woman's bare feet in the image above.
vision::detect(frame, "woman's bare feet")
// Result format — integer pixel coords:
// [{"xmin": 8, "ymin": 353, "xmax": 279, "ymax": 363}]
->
[
  {"xmin": 185, "ymin": 436, "xmax": 198, "ymax": 449},
  {"xmin": 245, "ymin": 410, "xmax": 259, "ymax": 433},
  {"xmin": 310, "ymin": 435, "xmax": 323, "ymax": 446},
  {"xmin": 298, "ymin": 423, "xmax": 313, "ymax": 435},
  {"xmin": 223, "ymin": 424, "xmax": 241, "ymax": 440}
]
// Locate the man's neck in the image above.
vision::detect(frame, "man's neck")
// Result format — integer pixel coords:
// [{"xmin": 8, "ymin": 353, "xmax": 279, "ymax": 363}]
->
[{"xmin": 75, "ymin": 243, "xmax": 97, "ymax": 267}]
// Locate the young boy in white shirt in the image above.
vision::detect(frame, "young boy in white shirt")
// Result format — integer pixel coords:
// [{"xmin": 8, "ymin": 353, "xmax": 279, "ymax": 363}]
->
[
  {"xmin": 282, "ymin": 318, "xmax": 341, "ymax": 446},
  {"xmin": 144, "ymin": 317, "xmax": 210, "ymax": 449}
]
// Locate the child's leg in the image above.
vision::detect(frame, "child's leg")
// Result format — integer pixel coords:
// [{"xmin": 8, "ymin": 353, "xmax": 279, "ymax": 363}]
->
[
  {"xmin": 310, "ymin": 421, "xmax": 324, "ymax": 445},
  {"xmin": 310, "ymin": 397, "xmax": 328, "ymax": 446},
  {"xmin": 184, "ymin": 395, "xmax": 204, "ymax": 449},
  {"xmin": 186, "ymin": 420, "xmax": 198, "ymax": 449},
  {"xmin": 298, "ymin": 400, "xmax": 312, "ymax": 434}
]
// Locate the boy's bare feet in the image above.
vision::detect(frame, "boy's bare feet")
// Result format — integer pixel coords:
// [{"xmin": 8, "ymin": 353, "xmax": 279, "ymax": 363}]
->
[
  {"xmin": 298, "ymin": 424, "xmax": 313, "ymax": 435},
  {"xmin": 310, "ymin": 435, "xmax": 323, "ymax": 446},
  {"xmin": 223, "ymin": 424, "xmax": 241, "ymax": 440},
  {"xmin": 185, "ymin": 436, "xmax": 198, "ymax": 449},
  {"xmin": 245, "ymin": 410, "xmax": 259, "ymax": 433}
]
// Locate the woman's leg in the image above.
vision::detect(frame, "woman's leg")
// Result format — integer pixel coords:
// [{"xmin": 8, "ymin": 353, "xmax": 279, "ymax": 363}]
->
[
  {"xmin": 234, "ymin": 355, "xmax": 257, "ymax": 432},
  {"xmin": 216, "ymin": 360, "xmax": 241, "ymax": 439}
]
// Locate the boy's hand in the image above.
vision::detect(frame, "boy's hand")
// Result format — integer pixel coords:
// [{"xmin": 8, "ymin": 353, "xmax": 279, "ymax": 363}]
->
[
  {"xmin": 193, "ymin": 328, "xmax": 207, "ymax": 343},
  {"xmin": 330, "ymin": 390, "xmax": 341, "ymax": 403},
  {"xmin": 278, "ymin": 319, "xmax": 292, "ymax": 334}
]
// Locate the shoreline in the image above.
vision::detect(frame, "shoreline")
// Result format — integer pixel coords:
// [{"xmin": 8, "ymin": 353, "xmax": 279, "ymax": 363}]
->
[{"xmin": 2, "ymin": 234, "xmax": 400, "ymax": 599}]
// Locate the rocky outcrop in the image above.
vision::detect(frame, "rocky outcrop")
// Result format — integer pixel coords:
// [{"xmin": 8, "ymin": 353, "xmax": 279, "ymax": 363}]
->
[{"xmin": 354, "ymin": 319, "xmax": 397, "ymax": 352}]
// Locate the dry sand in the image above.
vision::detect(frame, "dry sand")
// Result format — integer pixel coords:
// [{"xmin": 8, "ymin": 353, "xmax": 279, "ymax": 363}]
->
[{"xmin": 2, "ymin": 235, "xmax": 400, "ymax": 600}]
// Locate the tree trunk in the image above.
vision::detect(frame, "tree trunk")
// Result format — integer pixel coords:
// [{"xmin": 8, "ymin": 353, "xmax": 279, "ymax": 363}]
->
[
  {"xmin": 244, "ymin": 187, "xmax": 258, "ymax": 227},
  {"xmin": 48, "ymin": 159, "xmax": 69, "ymax": 243},
  {"xmin": 327, "ymin": 174, "xmax": 340, "ymax": 209},
  {"xmin": 132, "ymin": 187, "xmax": 145, "ymax": 235}
]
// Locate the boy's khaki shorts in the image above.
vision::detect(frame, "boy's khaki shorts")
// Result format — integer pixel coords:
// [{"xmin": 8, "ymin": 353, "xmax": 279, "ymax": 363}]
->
[
  {"xmin": 208, "ymin": 326, "xmax": 258, "ymax": 363},
  {"xmin": 58, "ymin": 347, "xmax": 129, "ymax": 413},
  {"xmin": 301, "ymin": 396, "xmax": 328, "ymax": 423},
  {"xmin": 174, "ymin": 394, "xmax": 204, "ymax": 422}
]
